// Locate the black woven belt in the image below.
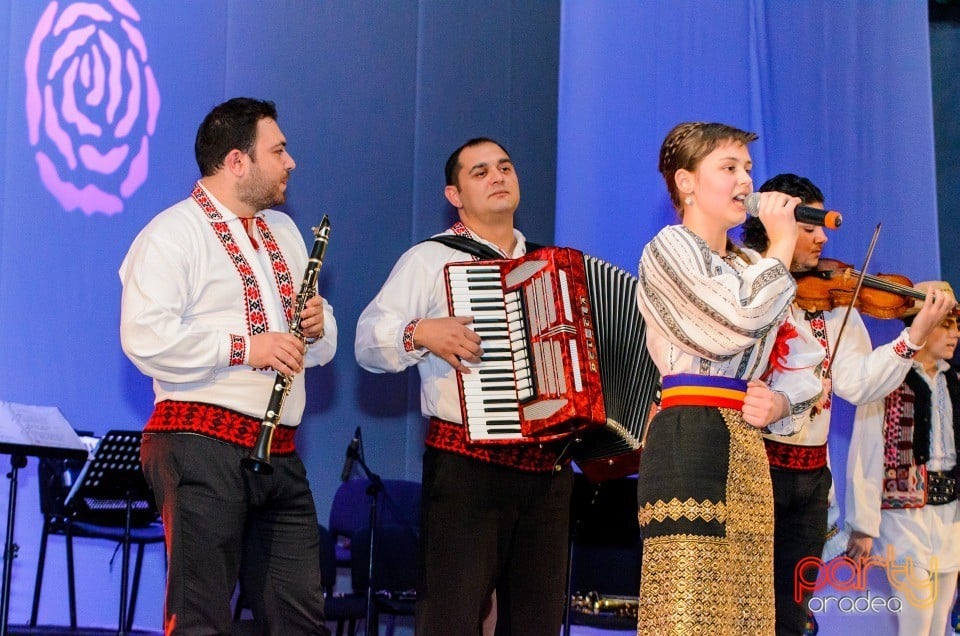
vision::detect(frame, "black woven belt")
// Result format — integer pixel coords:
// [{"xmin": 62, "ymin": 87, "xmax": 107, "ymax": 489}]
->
[{"xmin": 927, "ymin": 470, "xmax": 958, "ymax": 506}]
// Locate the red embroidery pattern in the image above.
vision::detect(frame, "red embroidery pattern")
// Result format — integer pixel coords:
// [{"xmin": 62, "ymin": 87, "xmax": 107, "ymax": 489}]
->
[
  {"xmin": 403, "ymin": 319, "xmax": 421, "ymax": 353},
  {"xmin": 763, "ymin": 439, "xmax": 827, "ymax": 470},
  {"xmin": 883, "ymin": 391, "xmax": 905, "ymax": 467},
  {"xmin": 893, "ymin": 337, "xmax": 918, "ymax": 360},
  {"xmin": 451, "ymin": 222, "xmax": 484, "ymax": 262},
  {"xmin": 229, "ymin": 334, "xmax": 246, "ymax": 367},
  {"xmin": 193, "ymin": 184, "xmax": 269, "ymax": 337},
  {"xmin": 426, "ymin": 418, "xmax": 566, "ymax": 473},
  {"xmin": 880, "ymin": 388, "xmax": 926, "ymax": 508},
  {"xmin": 145, "ymin": 400, "xmax": 296, "ymax": 454},
  {"xmin": 191, "ymin": 184, "xmax": 295, "ymax": 340},
  {"xmin": 255, "ymin": 217, "xmax": 295, "ymax": 325},
  {"xmin": 451, "ymin": 221, "xmax": 472, "ymax": 238},
  {"xmin": 807, "ymin": 311, "xmax": 832, "ymax": 411}
]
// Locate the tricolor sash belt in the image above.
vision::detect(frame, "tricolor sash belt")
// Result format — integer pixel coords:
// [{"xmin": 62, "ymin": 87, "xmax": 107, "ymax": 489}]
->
[{"xmin": 658, "ymin": 374, "xmax": 747, "ymax": 410}]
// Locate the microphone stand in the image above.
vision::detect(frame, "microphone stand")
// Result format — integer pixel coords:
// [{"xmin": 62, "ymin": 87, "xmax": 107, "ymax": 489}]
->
[{"xmin": 348, "ymin": 430, "xmax": 383, "ymax": 636}]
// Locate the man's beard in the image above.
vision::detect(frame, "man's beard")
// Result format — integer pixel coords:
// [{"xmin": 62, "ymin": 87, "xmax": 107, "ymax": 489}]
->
[{"xmin": 238, "ymin": 164, "xmax": 286, "ymax": 212}]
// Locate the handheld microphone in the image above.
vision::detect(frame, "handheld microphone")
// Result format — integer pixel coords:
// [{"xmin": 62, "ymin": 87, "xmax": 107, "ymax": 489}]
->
[
  {"xmin": 745, "ymin": 192, "xmax": 842, "ymax": 230},
  {"xmin": 340, "ymin": 426, "xmax": 361, "ymax": 482}
]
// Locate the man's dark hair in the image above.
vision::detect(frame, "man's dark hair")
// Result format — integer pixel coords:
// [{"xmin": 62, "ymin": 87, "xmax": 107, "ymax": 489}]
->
[
  {"xmin": 444, "ymin": 137, "xmax": 510, "ymax": 187},
  {"xmin": 195, "ymin": 98, "xmax": 278, "ymax": 177},
  {"xmin": 741, "ymin": 173, "xmax": 825, "ymax": 253}
]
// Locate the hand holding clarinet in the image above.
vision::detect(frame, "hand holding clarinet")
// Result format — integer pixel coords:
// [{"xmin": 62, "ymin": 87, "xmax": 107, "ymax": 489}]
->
[{"xmin": 243, "ymin": 216, "xmax": 331, "ymax": 474}]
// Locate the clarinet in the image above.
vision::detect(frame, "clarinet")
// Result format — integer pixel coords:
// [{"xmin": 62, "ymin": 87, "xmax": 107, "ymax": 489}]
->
[{"xmin": 242, "ymin": 215, "xmax": 331, "ymax": 474}]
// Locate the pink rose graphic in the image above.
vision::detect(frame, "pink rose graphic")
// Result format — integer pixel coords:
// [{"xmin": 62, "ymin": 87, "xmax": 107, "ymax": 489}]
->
[{"xmin": 25, "ymin": 0, "xmax": 160, "ymax": 216}]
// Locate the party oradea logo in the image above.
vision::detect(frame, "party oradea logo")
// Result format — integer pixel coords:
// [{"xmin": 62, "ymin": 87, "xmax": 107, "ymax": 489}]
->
[
  {"xmin": 25, "ymin": 0, "xmax": 160, "ymax": 216},
  {"xmin": 796, "ymin": 546, "xmax": 939, "ymax": 614}
]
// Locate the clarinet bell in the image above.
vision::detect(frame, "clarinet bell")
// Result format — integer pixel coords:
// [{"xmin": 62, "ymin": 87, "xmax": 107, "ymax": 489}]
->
[{"xmin": 242, "ymin": 425, "xmax": 275, "ymax": 475}]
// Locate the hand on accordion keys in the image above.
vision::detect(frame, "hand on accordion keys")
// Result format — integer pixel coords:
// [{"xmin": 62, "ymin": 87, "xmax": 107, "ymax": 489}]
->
[{"xmin": 410, "ymin": 316, "xmax": 483, "ymax": 373}]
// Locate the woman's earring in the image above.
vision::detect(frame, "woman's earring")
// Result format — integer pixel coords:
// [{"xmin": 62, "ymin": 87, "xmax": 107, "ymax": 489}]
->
[{"xmin": 684, "ymin": 196, "xmax": 693, "ymax": 206}]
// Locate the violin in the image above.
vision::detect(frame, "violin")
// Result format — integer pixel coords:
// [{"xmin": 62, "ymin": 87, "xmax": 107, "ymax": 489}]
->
[{"xmin": 793, "ymin": 258, "xmax": 956, "ymax": 319}]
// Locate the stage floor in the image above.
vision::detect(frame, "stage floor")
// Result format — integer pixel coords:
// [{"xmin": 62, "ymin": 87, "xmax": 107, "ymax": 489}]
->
[
  {"xmin": 5, "ymin": 628, "xmax": 159, "ymax": 635},
  {"xmin": 5, "ymin": 622, "xmax": 635, "ymax": 635}
]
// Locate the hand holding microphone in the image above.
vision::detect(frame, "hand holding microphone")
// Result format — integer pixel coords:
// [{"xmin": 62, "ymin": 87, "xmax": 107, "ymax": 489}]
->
[{"xmin": 745, "ymin": 192, "xmax": 842, "ymax": 230}]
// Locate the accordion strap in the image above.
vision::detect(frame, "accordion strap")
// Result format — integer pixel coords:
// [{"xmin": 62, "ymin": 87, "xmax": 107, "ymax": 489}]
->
[{"xmin": 421, "ymin": 235, "xmax": 544, "ymax": 260}]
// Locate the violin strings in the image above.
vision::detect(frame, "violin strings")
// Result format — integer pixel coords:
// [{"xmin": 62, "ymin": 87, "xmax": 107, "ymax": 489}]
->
[{"xmin": 850, "ymin": 270, "xmax": 926, "ymax": 300}]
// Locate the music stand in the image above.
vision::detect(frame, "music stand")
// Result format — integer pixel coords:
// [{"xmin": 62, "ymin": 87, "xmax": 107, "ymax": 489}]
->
[
  {"xmin": 0, "ymin": 402, "xmax": 89, "ymax": 636},
  {"xmin": 64, "ymin": 430, "xmax": 156, "ymax": 635}
]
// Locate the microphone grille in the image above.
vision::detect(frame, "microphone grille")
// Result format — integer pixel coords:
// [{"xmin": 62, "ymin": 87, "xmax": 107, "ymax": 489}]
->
[{"xmin": 745, "ymin": 192, "xmax": 760, "ymax": 217}]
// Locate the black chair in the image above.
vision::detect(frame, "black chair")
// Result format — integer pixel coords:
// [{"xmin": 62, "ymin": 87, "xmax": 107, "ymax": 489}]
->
[
  {"xmin": 328, "ymin": 478, "xmax": 421, "ymax": 568},
  {"xmin": 318, "ymin": 524, "xmax": 367, "ymax": 636},
  {"xmin": 328, "ymin": 478, "xmax": 370, "ymax": 567},
  {"xmin": 29, "ymin": 450, "xmax": 165, "ymax": 632},
  {"xmin": 350, "ymin": 524, "xmax": 419, "ymax": 636}
]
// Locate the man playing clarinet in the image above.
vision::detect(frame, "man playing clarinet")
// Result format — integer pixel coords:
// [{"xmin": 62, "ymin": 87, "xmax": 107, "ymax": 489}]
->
[{"xmin": 120, "ymin": 97, "xmax": 337, "ymax": 635}]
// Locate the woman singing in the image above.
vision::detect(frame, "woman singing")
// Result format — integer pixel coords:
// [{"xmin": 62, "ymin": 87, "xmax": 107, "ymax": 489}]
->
[{"xmin": 635, "ymin": 122, "xmax": 824, "ymax": 634}]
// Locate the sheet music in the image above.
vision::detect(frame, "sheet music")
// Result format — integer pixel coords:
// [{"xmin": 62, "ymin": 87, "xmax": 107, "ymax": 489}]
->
[{"xmin": 0, "ymin": 401, "xmax": 88, "ymax": 457}]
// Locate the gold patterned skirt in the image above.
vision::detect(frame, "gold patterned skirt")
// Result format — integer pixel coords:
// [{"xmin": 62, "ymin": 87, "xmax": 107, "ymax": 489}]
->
[{"xmin": 636, "ymin": 405, "xmax": 774, "ymax": 635}]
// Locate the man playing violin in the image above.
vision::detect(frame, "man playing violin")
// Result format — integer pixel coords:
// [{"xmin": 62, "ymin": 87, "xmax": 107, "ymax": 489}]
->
[
  {"xmin": 846, "ymin": 288, "xmax": 960, "ymax": 636},
  {"xmin": 741, "ymin": 173, "xmax": 956, "ymax": 635}
]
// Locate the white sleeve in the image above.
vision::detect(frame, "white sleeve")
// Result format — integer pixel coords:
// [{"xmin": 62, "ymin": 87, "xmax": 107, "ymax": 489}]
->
[
  {"xmin": 119, "ymin": 220, "xmax": 233, "ymax": 383},
  {"xmin": 305, "ymin": 297, "xmax": 337, "ymax": 368},
  {"xmin": 831, "ymin": 310, "xmax": 917, "ymax": 405},
  {"xmin": 844, "ymin": 400, "xmax": 886, "ymax": 538},
  {"xmin": 354, "ymin": 245, "xmax": 448, "ymax": 374}
]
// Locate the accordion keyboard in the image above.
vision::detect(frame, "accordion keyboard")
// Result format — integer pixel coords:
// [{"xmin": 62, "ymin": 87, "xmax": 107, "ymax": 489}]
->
[{"xmin": 445, "ymin": 248, "xmax": 606, "ymax": 443}]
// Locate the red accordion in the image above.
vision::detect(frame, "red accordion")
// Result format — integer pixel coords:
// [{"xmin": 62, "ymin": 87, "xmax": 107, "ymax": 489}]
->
[{"xmin": 444, "ymin": 247, "xmax": 659, "ymax": 481}]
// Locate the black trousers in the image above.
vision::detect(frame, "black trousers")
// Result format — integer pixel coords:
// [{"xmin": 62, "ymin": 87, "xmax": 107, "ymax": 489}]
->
[
  {"xmin": 141, "ymin": 432, "xmax": 328, "ymax": 636},
  {"xmin": 770, "ymin": 466, "xmax": 831, "ymax": 636},
  {"xmin": 417, "ymin": 448, "xmax": 573, "ymax": 636}
]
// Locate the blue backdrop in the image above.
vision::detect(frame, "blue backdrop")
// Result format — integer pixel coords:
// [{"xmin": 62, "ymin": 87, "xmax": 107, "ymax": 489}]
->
[{"xmin": 0, "ymin": 0, "xmax": 945, "ymax": 633}]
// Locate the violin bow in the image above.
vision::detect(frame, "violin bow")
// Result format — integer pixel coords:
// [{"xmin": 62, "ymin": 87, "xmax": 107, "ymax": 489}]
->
[{"xmin": 828, "ymin": 222, "xmax": 883, "ymax": 377}]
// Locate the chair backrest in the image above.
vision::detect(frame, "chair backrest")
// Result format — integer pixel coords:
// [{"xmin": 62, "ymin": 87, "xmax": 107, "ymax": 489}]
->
[
  {"xmin": 37, "ymin": 430, "xmax": 97, "ymax": 519},
  {"xmin": 37, "ymin": 456, "xmax": 87, "ymax": 519},
  {"xmin": 328, "ymin": 478, "xmax": 374, "ymax": 545},
  {"xmin": 328, "ymin": 478, "xmax": 422, "ymax": 552}
]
